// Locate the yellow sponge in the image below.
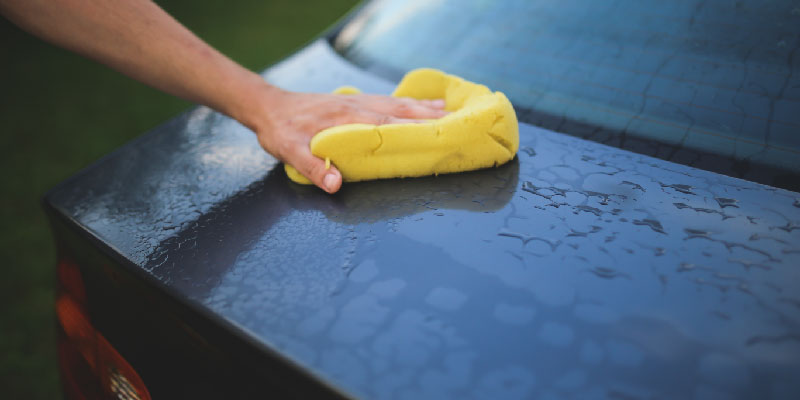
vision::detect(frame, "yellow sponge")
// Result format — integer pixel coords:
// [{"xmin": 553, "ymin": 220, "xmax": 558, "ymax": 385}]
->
[{"xmin": 284, "ymin": 68, "xmax": 519, "ymax": 185}]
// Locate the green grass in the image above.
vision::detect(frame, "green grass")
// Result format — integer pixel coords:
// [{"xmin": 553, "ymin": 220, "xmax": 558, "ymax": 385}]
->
[{"xmin": 0, "ymin": 1, "xmax": 358, "ymax": 397}]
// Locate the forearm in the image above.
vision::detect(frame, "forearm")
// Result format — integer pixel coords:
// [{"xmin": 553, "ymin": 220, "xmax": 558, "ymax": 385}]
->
[
  {"xmin": 0, "ymin": 0, "xmax": 274, "ymax": 129},
  {"xmin": 1, "ymin": 0, "xmax": 447, "ymax": 193}
]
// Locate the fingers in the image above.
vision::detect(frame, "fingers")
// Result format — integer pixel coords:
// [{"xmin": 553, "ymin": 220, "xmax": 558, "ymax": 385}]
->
[
  {"xmin": 356, "ymin": 95, "xmax": 448, "ymax": 120},
  {"xmin": 418, "ymin": 99, "xmax": 446, "ymax": 109},
  {"xmin": 262, "ymin": 92, "xmax": 450, "ymax": 194},
  {"xmin": 340, "ymin": 109, "xmax": 424, "ymax": 126},
  {"xmin": 373, "ymin": 114, "xmax": 425, "ymax": 125},
  {"xmin": 388, "ymin": 98, "xmax": 449, "ymax": 119},
  {"xmin": 286, "ymin": 145, "xmax": 342, "ymax": 193}
]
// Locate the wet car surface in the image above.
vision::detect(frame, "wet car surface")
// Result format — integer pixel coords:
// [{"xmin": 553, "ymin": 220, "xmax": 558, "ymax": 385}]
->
[
  {"xmin": 49, "ymin": 36, "xmax": 800, "ymax": 398},
  {"xmin": 46, "ymin": 36, "xmax": 800, "ymax": 398}
]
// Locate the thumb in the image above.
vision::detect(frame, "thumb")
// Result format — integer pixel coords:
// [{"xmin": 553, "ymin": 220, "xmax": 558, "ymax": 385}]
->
[{"xmin": 287, "ymin": 146, "xmax": 342, "ymax": 193}]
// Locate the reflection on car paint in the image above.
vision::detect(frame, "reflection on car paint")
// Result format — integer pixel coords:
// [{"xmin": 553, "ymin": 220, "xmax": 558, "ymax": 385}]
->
[{"xmin": 48, "ymin": 40, "xmax": 800, "ymax": 399}]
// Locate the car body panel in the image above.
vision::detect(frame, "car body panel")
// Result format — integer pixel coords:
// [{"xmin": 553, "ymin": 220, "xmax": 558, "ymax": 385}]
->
[{"xmin": 46, "ymin": 39, "xmax": 800, "ymax": 399}]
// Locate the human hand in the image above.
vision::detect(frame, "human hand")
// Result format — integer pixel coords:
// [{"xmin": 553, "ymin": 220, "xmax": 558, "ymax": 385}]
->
[
  {"xmin": 1, "ymin": 0, "xmax": 449, "ymax": 193},
  {"xmin": 250, "ymin": 87, "xmax": 448, "ymax": 194}
]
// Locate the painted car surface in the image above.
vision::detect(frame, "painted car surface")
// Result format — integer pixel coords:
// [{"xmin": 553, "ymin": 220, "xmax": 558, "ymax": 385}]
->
[{"xmin": 46, "ymin": 1, "xmax": 800, "ymax": 399}]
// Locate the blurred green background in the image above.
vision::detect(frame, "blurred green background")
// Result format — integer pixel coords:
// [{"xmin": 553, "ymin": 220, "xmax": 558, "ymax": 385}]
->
[{"xmin": 0, "ymin": 0, "xmax": 358, "ymax": 398}]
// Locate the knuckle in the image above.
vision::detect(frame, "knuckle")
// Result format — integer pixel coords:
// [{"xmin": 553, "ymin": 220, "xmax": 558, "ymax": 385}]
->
[
  {"xmin": 326, "ymin": 103, "xmax": 349, "ymax": 117},
  {"xmin": 394, "ymin": 103, "xmax": 411, "ymax": 114},
  {"xmin": 377, "ymin": 115, "xmax": 394, "ymax": 125},
  {"xmin": 333, "ymin": 113, "xmax": 357, "ymax": 126},
  {"xmin": 275, "ymin": 140, "xmax": 294, "ymax": 161},
  {"xmin": 306, "ymin": 160, "xmax": 326, "ymax": 180}
]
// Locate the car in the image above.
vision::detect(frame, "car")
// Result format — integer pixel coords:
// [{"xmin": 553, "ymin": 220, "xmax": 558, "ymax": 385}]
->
[{"xmin": 45, "ymin": 0, "xmax": 800, "ymax": 399}]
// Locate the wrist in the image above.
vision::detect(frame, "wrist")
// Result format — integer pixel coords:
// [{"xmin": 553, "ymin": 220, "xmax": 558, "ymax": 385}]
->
[{"xmin": 228, "ymin": 74, "xmax": 287, "ymax": 135}]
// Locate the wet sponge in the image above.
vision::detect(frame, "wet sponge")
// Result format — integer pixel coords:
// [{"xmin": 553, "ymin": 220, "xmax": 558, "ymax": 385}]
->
[{"xmin": 284, "ymin": 68, "xmax": 519, "ymax": 185}]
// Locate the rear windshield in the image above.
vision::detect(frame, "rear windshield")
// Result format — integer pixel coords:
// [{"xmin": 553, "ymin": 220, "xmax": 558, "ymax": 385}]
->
[{"xmin": 336, "ymin": 0, "xmax": 800, "ymax": 190}]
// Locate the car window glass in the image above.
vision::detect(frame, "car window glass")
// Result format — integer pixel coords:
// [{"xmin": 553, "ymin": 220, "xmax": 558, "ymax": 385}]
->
[{"xmin": 337, "ymin": 0, "xmax": 800, "ymax": 189}]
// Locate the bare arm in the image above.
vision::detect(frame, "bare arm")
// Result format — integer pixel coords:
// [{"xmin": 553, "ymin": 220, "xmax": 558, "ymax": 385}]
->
[{"xmin": 0, "ymin": 0, "xmax": 445, "ymax": 193}]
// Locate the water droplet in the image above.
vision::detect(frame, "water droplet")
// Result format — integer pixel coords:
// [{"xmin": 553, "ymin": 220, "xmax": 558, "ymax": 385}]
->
[
  {"xmin": 633, "ymin": 218, "xmax": 665, "ymax": 234},
  {"xmin": 575, "ymin": 205, "xmax": 603, "ymax": 216},
  {"xmin": 521, "ymin": 146, "xmax": 536, "ymax": 157},
  {"xmin": 684, "ymin": 228, "xmax": 711, "ymax": 239},
  {"xmin": 620, "ymin": 181, "xmax": 645, "ymax": 192},
  {"xmin": 588, "ymin": 267, "xmax": 630, "ymax": 280},
  {"xmin": 661, "ymin": 183, "xmax": 695, "ymax": 195},
  {"xmin": 715, "ymin": 197, "xmax": 739, "ymax": 208}
]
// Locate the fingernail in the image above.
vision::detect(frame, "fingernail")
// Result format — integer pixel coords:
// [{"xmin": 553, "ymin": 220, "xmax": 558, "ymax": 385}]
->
[
  {"xmin": 432, "ymin": 99, "xmax": 446, "ymax": 108},
  {"xmin": 323, "ymin": 173, "xmax": 337, "ymax": 192}
]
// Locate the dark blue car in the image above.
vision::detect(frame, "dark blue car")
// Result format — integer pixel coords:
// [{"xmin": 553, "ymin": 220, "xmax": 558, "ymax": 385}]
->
[{"xmin": 45, "ymin": 0, "xmax": 800, "ymax": 398}]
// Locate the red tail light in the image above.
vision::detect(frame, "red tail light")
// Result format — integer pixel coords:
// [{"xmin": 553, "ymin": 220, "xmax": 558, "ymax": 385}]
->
[{"xmin": 56, "ymin": 260, "xmax": 152, "ymax": 400}]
